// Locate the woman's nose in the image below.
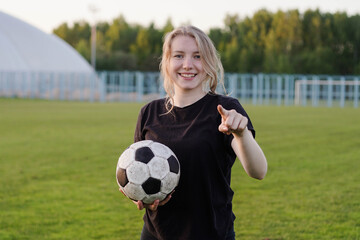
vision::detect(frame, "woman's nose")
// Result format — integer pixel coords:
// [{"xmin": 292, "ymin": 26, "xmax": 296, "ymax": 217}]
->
[{"xmin": 182, "ymin": 57, "xmax": 193, "ymax": 69}]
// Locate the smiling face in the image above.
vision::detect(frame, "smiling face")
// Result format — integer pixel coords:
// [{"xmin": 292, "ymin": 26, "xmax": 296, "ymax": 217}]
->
[{"xmin": 168, "ymin": 35, "xmax": 207, "ymax": 96}]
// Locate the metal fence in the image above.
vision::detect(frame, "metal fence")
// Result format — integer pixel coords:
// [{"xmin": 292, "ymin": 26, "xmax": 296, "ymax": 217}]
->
[{"xmin": 0, "ymin": 71, "xmax": 359, "ymax": 108}]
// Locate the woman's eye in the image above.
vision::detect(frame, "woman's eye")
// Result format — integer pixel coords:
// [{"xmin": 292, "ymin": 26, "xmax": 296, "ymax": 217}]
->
[
  {"xmin": 194, "ymin": 55, "xmax": 201, "ymax": 59},
  {"xmin": 174, "ymin": 55, "xmax": 183, "ymax": 59}
]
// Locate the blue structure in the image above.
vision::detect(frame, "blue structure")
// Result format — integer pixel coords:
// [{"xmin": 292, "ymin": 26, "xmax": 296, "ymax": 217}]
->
[{"xmin": 0, "ymin": 11, "xmax": 93, "ymax": 73}]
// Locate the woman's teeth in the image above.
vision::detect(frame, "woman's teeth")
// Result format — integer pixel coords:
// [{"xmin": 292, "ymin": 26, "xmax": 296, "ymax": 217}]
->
[{"xmin": 180, "ymin": 73, "xmax": 196, "ymax": 77}]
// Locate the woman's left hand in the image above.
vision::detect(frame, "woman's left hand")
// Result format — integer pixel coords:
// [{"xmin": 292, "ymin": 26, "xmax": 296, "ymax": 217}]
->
[
  {"xmin": 217, "ymin": 105, "xmax": 248, "ymax": 136},
  {"xmin": 133, "ymin": 193, "xmax": 173, "ymax": 211},
  {"xmin": 119, "ymin": 188, "xmax": 173, "ymax": 211}
]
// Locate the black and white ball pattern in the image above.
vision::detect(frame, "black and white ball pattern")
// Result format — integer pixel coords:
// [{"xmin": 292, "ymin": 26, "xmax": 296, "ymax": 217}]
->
[{"xmin": 116, "ymin": 140, "xmax": 180, "ymax": 204}]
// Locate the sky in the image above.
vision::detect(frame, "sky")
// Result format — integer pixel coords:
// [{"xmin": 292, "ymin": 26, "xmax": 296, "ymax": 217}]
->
[{"xmin": 1, "ymin": 0, "xmax": 360, "ymax": 34}]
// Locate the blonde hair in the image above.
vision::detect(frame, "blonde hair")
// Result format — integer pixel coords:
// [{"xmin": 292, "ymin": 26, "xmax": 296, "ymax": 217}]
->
[{"xmin": 159, "ymin": 25, "xmax": 224, "ymax": 113}]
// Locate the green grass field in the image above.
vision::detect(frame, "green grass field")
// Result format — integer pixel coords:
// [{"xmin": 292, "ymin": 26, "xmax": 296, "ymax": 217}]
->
[{"xmin": 0, "ymin": 98, "xmax": 359, "ymax": 240}]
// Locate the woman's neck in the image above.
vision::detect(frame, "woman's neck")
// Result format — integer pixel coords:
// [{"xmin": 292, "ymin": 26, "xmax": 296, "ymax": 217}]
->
[{"xmin": 173, "ymin": 90, "xmax": 206, "ymax": 108}]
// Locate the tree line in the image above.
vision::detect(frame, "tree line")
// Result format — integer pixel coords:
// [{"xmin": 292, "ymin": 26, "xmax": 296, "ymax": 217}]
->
[{"xmin": 53, "ymin": 9, "xmax": 360, "ymax": 75}]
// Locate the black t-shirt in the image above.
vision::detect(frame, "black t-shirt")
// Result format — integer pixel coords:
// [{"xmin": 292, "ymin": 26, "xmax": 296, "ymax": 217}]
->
[{"xmin": 134, "ymin": 93, "xmax": 255, "ymax": 240}]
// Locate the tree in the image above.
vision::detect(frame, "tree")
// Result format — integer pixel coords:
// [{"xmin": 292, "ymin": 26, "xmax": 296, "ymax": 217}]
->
[
  {"xmin": 241, "ymin": 9, "xmax": 273, "ymax": 72},
  {"xmin": 349, "ymin": 15, "xmax": 360, "ymax": 73},
  {"xmin": 264, "ymin": 10, "xmax": 302, "ymax": 73},
  {"xmin": 75, "ymin": 39, "xmax": 91, "ymax": 61},
  {"xmin": 53, "ymin": 21, "xmax": 90, "ymax": 49},
  {"xmin": 298, "ymin": 9, "xmax": 336, "ymax": 74},
  {"xmin": 162, "ymin": 18, "xmax": 174, "ymax": 34},
  {"xmin": 130, "ymin": 28, "xmax": 151, "ymax": 70}
]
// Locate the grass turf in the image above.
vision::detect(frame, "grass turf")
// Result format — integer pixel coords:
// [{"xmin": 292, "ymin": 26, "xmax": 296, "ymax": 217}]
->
[{"xmin": 0, "ymin": 98, "xmax": 359, "ymax": 239}]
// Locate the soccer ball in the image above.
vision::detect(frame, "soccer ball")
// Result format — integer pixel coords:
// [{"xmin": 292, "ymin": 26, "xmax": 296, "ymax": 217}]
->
[{"xmin": 116, "ymin": 140, "xmax": 180, "ymax": 204}]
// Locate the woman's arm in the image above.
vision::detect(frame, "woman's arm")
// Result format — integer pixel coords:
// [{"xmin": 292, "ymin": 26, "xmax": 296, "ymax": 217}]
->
[
  {"xmin": 231, "ymin": 128, "xmax": 267, "ymax": 179},
  {"xmin": 217, "ymin": 105, "xmax": 267, "ymax": 180}
]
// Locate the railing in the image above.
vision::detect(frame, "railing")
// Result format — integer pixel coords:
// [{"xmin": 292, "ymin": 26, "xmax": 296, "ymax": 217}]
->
[
  {"xmin": 294, "ymin": 77, "xmax": 359, "ymax": 108},
  {"xmin": 0, "ymin": 71, "xmax": 359, "ymax": 108}
]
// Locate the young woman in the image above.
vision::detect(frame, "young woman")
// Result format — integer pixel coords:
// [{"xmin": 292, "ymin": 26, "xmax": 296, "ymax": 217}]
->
[{"xmin": 132, "ymin": 25, "xmax": 267, "ymax": 240}]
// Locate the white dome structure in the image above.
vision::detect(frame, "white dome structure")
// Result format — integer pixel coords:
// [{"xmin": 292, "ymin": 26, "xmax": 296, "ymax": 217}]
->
[{"xmin": 0, "ymin": 11, "xmax": 93, "ymax": 73}]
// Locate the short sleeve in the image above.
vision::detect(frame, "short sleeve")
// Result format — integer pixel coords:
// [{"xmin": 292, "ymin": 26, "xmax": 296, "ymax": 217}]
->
[{"xmin": 134, "ymin": 106, "xmax": 146, "ymax": 142}]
